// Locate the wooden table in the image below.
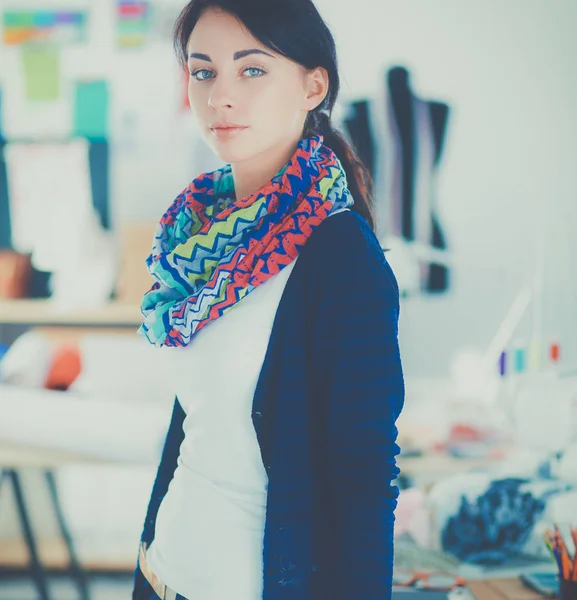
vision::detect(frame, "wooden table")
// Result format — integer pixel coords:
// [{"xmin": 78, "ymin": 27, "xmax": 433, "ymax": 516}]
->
[
  {"xmin": 0, "ymin": 299, "xmax": 142, "ymax": 326},
  {"xmin": 0, "ymin": 443, "xmax": 111, "ymax": 469}
]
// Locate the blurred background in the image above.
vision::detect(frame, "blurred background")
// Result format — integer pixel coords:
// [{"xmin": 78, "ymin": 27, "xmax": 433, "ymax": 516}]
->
[{"xmin": 0, "ymin": 1, "xmax": 576, "ymax": 599}]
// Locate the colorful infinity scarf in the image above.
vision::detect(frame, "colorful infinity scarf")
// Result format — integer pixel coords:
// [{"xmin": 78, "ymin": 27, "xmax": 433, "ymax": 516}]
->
[{"xmin": 139, "ymin": 135, "xmax": 354, "ymax": 347}]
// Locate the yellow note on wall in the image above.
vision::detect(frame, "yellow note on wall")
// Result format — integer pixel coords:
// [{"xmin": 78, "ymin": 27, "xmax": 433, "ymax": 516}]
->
[{"xmin": 21, "ymin": 46, "xmax": 60, "ymax": 102}]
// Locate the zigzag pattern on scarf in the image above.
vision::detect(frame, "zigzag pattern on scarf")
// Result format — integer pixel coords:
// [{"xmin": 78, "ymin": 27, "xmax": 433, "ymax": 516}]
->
[{"xmin": 139, "ymin": 136, "xmax": 354, "ymax": 347}]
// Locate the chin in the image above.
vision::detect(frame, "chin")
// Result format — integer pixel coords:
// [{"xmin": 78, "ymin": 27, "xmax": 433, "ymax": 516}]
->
[
  {"xmin": 211, "ymin": 144, "xmax": 252, "ymax": 164},
  {"xmin": 204, "ymin": 128, "xmax": 272, "ymax": 165},
  {"xmin": 208, "ymin": 141, "xmax": 258, "ymax": 165}
]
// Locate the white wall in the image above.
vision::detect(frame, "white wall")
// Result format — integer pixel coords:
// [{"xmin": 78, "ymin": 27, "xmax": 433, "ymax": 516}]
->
[{"xmin": 1, "ymin": 0, "xmax": 576, "ymax": 375}]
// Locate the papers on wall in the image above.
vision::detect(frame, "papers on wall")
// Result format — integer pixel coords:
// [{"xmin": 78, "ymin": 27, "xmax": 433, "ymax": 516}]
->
[
  {"xmin": 118, "ymin": 0, "xmax": 183, "ymax": 44},
  {"xmin": 47, "ymin": 207, "xmax": 118, "ymax": 310},
  {"xmin": 117, "ymin": 1, "xmax": 149, "ymax": 48},
  {"xmin": 5, "ymin": 139, "xmax": 117, "ymax": 308},
  {"xmin": 2, "ymin": 9, "xmax": 87, "ymax": 45},
  {"xmin": 21, "ymin": 45, "xmax": 61, "ymax": 102},
  {"xmin": 73, "ymin": 80, "xmax": 109, "ymax": 139},
  {"xmin": 3, "ymin": 48, "xmax": 71, "ymax": 138},
  {"xmin": 4, "ymin": 139, "xmax": 92, "ymax": 270}
]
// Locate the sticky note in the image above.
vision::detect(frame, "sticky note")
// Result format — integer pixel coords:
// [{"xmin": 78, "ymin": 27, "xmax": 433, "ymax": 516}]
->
[
  {"xmin": 22, "ymin": 46, "xmax": 60, "ymax": 101},
  {"xmin": 73, "ymin": 80, "xmax": 109, "ymax": 139}
]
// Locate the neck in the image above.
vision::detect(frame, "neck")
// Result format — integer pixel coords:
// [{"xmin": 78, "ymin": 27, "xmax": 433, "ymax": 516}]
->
[{"xmin": 231, "ymin": 135, "xmax": 301, "ymax": 201}]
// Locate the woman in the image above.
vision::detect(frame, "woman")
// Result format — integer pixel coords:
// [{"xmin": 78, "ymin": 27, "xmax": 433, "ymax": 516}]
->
[{"xmin": 134, "ymin": 0, "xmax": 404, "ymax": 599}]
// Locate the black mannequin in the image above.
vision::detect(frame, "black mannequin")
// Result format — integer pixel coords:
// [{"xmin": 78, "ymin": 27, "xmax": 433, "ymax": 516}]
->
[
  {"xmin": 342, "ymin": 100, "xmax": 376, "ymax": 179},
  {"xmin": 342, "ymin": 67, "xmax": 451, "ymax": 293},
  {"xmin": 387, "ymin": 66, "xmax": 450, "ymax": 292}
]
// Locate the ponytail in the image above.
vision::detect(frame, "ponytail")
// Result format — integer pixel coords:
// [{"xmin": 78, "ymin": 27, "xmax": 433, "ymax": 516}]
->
[{"xmin": 305, "ymin": 110, "xmax": 376, "ymax": 231}]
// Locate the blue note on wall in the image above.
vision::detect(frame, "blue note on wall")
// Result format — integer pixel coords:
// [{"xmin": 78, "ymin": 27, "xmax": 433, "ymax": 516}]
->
[{"xmin": 73, "ymin": 80, "xmax": 109, "ymax": 139}]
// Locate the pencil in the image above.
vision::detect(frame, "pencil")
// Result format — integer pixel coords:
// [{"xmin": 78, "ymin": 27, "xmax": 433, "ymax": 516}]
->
[
  {"xmin": 548, "ymin": 527, "xmax": 572, "ymax": 580},
  {"xmin": 545, "ymin": 530, "xmax": 562, "ymax": 573},
  {"xmin": 570, "ymin": 527, "xmax": 577, "ymax": 581},
  {"xmin": 554, "ymin": 525, "xmax": 577, "ymax": 581},
  {"xmin": 557, "ymin": 531, "xmax": 572, "ymax": 580}
]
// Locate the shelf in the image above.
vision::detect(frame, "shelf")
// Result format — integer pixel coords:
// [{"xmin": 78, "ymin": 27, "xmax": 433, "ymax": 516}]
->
[{"xmin": 0, "ymin": 299, "xmax": 142, "ymax": 326}]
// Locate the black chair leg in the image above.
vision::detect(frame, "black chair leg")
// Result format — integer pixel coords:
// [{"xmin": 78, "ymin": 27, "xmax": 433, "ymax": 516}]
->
[
  {"xmin": 8, "ymin": 469, "xmax": 52, "ymax": 600},
  {"xmin": 44, "ymin": 469, "xmax": 91, "ymax": 600}
]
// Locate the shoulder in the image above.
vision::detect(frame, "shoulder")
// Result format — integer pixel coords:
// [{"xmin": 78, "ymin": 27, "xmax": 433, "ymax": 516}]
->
[
  {"xmin": 305, "ymin": 210, "xmax": 383, "ymax": 263},
  {"xmin": 308, "ymin": 209, "xmax": 375, "ymax": 249},
  {"xmin": 300, "ymin": 210, "xmax": 399, "ymax": 298}
]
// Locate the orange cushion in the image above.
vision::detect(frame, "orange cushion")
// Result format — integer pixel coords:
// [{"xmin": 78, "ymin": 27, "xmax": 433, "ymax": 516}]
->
[{"xmin": 44, "ymin": 344, "xmax": 82, "ymax": 391}]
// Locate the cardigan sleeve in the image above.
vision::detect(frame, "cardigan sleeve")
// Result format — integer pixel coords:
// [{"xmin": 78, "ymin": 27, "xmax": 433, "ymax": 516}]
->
[
  {"xmin": 308, "ymin": 213, "xmax": 404, "ymax": 599},
  {"xmin": 140, "ymin": 396, "xmax": 185, "ymax": 545}
]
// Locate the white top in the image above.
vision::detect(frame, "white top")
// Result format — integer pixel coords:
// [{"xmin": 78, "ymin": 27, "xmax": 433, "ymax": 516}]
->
[
  {"xmin": 145, "ymin": 258, "xmax": 298, "ymax": 600},
  {"xmin": 145, "ymin": 208, "xmax": 349, "ymax": 599}
]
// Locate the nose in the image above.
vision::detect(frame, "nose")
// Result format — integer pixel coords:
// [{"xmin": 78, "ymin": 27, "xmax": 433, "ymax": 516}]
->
[{"xmin": 207, "ymin": 76, "xmax": 235, "ymax": 111}]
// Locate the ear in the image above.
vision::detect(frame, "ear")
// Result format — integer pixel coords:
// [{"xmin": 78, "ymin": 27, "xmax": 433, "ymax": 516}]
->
[{"xmin": 303, "ymin": 67, "xmax": 329, "ymax": 111}]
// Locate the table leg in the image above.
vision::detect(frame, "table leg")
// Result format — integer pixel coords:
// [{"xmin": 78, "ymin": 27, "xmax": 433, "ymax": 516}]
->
[
  {"xmin": 7, "ymin": 469, "xmax": 52, "ymax": 600},
  {"xmin": 44, "ymin": 470, "xmax": 91, "ymax": 600}
]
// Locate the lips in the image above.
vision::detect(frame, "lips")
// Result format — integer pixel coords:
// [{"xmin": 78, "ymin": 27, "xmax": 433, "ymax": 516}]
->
[
  {"xmin": 210, "ymin": 123, "xmax": 249, "ymax": 139},
  {"xmin": 210, "ymin": 122, "xmax": 248, "ymax": 130}
]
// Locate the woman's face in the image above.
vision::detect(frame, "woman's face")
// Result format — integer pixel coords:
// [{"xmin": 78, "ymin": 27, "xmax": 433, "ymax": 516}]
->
[{"xmin": 186, "ymin": 8, "xmax": 328, "ymax": 164}]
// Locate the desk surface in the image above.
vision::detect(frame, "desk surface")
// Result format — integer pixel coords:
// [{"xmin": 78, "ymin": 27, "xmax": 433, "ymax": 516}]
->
[
  {"xmin": 397, "ymin": 453, "xmax": 500, "ymax": 477},
  {"xmin": 467, "ymin": 577, "xmax": 548, "ymax": 600},
  {"xmin": 0, "ymin": 443, "xmax": 500, "ymax": 472},
  {"xmin": 0, "ymin": 442, "xmax": 117, "ymax": 469},
  {"xmin": 0, "ymin": 299, "xmax": 142, "ymax": 326}
]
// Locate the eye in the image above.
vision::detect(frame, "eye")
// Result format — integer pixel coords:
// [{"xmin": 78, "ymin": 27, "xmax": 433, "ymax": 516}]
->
[
  {"xmin": 243, "ymin": 66, "xmax": 266, "ymax": 78},
  {"xmin": 190, "ymin": 69, "xmax": 215, "ymax": 81}
]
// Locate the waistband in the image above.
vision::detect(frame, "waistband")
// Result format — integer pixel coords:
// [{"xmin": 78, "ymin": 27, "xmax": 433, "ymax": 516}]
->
[{"xmin": 139, "ymin": 542, "xmax": 182, "ymax": 600}]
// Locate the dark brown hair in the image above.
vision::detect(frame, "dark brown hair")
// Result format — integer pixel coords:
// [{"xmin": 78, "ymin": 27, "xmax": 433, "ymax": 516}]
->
[{"xmin": 174, "ymin": 0, "xmax": 375, "ymax": 230}]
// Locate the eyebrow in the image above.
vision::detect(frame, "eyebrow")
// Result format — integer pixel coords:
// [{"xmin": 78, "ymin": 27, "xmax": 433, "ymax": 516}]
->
[{"xmin": 188, "ymin": 49, "xmax": 275, "ymax": 61}]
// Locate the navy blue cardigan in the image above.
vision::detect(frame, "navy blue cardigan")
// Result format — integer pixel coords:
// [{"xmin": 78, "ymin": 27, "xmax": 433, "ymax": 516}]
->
[{"xmin": 137, "ymin": 211, "xmax": 404, "ymax": 600}]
